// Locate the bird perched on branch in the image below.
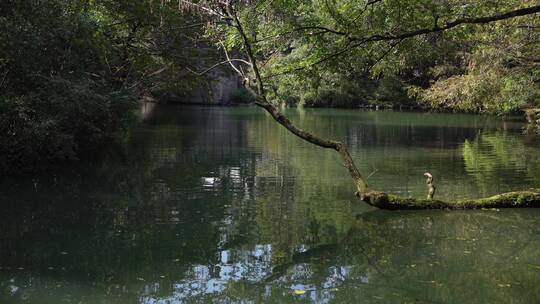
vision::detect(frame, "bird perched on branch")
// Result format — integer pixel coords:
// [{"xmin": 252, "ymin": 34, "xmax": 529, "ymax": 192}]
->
[{"xmin": 424, "ymin": 172, "xmax": 436, "ymax": 200}]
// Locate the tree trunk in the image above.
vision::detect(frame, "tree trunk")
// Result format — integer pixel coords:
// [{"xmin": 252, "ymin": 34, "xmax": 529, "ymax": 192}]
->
[{"xmin": 256, "ymin": 101, "xmax": 369, "ymax": 194}]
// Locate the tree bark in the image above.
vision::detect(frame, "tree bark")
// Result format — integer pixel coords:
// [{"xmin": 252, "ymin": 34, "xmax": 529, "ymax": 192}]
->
[{"xmin": 362, "ymin": 189, "xmax": 540, "ymax": 210}]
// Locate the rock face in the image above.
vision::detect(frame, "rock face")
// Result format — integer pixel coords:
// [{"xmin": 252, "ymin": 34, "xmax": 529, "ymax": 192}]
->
[
  {"xmin": 164, "ymin": 72, "xmax": 243, "ymax": 105},
  {"xmin": 525, "ymin": 108, "xmax": 540, "ymax": 134}
]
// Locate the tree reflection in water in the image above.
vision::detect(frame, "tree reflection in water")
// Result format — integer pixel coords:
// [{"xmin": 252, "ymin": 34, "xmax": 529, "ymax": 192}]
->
[
  {"xmin": 139, "ymin": 208, "xmax": 540, "ymax": 304},
  {"xmin": 2, "ymin": 106, "xmax": 540, "ymax": 303}
]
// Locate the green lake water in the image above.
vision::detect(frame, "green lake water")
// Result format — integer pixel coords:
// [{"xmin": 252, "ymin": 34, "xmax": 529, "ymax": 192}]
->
[{"xmin": 1, "ymin": 105, "xmax": 540, "ymax": 303}]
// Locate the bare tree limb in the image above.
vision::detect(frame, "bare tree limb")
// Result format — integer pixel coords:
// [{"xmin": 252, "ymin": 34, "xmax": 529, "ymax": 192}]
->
[
  {"xmin": 186, "ymin": 58, "xmax": 251, "ymax": 76},
  {"xmin": 219, "ymin": 41, "xmax": 249, "ymax": 77}
]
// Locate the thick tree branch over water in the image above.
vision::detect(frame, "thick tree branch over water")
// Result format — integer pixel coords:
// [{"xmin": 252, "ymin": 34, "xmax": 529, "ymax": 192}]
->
[
  {"xmin": 352, "ymin": 5, "xmax": 540, "ymax": 42},
  {"xmin": 181, "ymin": 0, "xmax": 540, "ymax": 209},
  {"xmin": 257, "ymin": 5, "xmax": 540, "ymax": 44},
  {"xmin": 264, "ymin": 4, "xmax": 540, "ymax": 77}
]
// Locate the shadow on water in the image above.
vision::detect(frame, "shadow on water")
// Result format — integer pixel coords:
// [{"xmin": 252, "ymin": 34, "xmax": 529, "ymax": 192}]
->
[
  {"xmin": 1, "ymin": 105, "xmax": 540, "ymax": 303},
  {"xmin": 263, "ymin": 209, "xmax": 540, "ymax": 303}
]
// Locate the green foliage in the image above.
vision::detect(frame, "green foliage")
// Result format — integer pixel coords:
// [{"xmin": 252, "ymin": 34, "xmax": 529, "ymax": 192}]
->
[
  {"xmin": 2, "ymin": 0, "xmax": 538, "ymax": 171},
  {"xmin": 229, "ymin": 88, "xmax": 256, "ymax": 104},
  {"xmin": 0, "ymin": 77, "xmax": 135, "ymax": 172},
  {"xmin": 0, "ymin": 0, "xmax": 219, "ymax": 172},
  {"xmin": 0, "ymin": 0, "xmax": 138, "ymax": 172},
  {"xmin": 94, "ymin": 0, "xmax": 218, "ymax": 97},
  {"xmin": 462, "ymin": 131, "xmax": 540, "ymax": 190},
  {"xmin": 212, "ymin": 0, "xmax": 539, "ymax": 111},
  {"xmin": 414, "ymin": 9, "xmax": 540, "ymax": 114}
]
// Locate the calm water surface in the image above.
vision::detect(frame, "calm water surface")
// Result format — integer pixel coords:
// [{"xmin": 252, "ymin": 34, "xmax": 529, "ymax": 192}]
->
[{"xmin": 1, "ymin": 105, "xmax": 540, "ymax": 303}]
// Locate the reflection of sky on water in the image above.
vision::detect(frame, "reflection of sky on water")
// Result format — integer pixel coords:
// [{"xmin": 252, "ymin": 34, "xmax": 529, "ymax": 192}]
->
[
  {"xmin": 138, "ymin": 243, "xmax": 356, "ymax": 304},
  {"xmin": 139, "ymin": 246, "xmax": 269, "ymax": 303},
  {"xmin": 134, "ymin": 162, "xmax": 363, "ymax": 303}
]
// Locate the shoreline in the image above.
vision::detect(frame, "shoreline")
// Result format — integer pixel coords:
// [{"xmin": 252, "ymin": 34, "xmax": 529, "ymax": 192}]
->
[{"xmin": 145, "ymin": 100, "xmax": 529, "ymax": 119}]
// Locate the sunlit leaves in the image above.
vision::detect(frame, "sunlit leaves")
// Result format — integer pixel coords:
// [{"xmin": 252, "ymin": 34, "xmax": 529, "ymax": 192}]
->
[{"xmin": 211, "ymin": 0, "xmax": 539, "ymax": 110}]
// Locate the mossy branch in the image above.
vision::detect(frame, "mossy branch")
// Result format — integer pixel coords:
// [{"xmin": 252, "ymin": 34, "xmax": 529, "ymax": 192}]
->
[{"xmin": 362, "ymin": 189, "xmax": 540, "ymax": 210}]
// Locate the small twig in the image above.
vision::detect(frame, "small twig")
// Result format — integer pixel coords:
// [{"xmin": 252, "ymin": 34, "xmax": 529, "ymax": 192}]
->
[
  {"xmin": 0, "ymin": 69, "xmax": 9, "ymax": 88},
  {"xmin": 366, "ymin": 38, "xmax": 404, "ymax": 73},
  {"xmin": 219, "ymin": 41, "xmax": 249, "ymax": 77},
  {"xmin": 263, "ymin": 39, "xmax": 355, "ymax": 79}
]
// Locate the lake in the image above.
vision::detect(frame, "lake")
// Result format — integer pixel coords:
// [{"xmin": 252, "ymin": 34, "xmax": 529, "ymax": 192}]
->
[{"xmin": 1, "ymin": 105, "xmax": 540, "ymax": 303}]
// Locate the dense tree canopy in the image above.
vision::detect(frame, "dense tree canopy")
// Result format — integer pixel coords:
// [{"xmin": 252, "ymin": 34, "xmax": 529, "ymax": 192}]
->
[
  {"xmin": 0, "ymin": 0, "xmax": 217, "ymax": 172},
  {"xmin": 195, "ymin": 0, "xmax": 539, "ymax": 112},
  {"xmin": 177, "ymin": 0, "xmax": 540, "ymax": 207},
  {"xmin": 1, "ymin": 0, "xmax": 538, "ymax": 173}
]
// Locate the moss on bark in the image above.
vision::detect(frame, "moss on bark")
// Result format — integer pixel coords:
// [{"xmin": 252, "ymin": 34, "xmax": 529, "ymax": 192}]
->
[{"xmin": 362, "ymin": 189, "xmax": 540, "ymax": 210}]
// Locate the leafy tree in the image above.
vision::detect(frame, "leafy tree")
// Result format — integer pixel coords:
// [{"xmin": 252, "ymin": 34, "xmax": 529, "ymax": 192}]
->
[
  {"xmin": 0, "ymin": 0, "xmax": 219, "ymax": 172},
  {"xmin": 0, "ymin": 0, "xmax": 136, "ymax": 172},
  {"xmin": 180, "ymin": 0, "xmax": 540, "ymax": 207},
  {"xmin": 415, "ymin": 4, "xmax": 540, "ymax": 113}
]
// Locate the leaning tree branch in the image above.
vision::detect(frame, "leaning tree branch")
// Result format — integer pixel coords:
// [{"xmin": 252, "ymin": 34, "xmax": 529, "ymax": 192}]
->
[
  {"xmin": 180, "ymin": 0, "xmax": 540, "ymax": 208},
  {"xmin": 255, "ymin": 25, "xmax": 350, "ymax": 43},
  {"xmin": 227, "ymin": 2, "xmax": 369, "ymax": 194}
]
